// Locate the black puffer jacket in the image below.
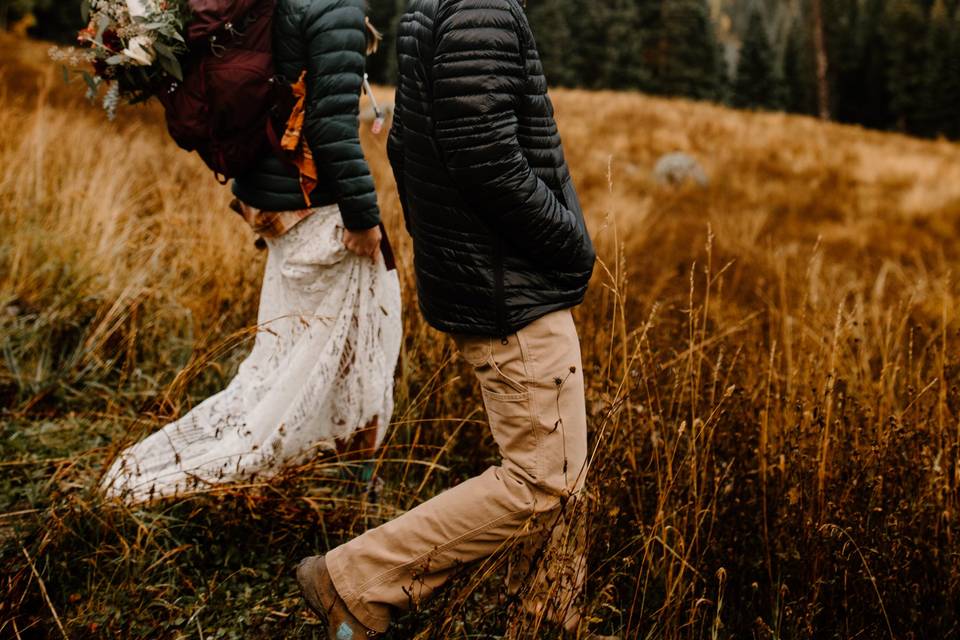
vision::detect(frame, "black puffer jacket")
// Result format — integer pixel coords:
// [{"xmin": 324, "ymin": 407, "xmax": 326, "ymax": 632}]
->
[
  {"xmin": 232, "ymin": 0, "xmax": 380, "ymax": 230},
  {"xmin": 388, "ymin": 0, "xmax": 595, "ymax": 336}
]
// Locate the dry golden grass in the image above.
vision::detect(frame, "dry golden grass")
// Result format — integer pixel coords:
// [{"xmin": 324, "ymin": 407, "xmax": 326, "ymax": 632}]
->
[{"xmin": 2, "ymin": 33, "xmax": 959, "ymax": 639}]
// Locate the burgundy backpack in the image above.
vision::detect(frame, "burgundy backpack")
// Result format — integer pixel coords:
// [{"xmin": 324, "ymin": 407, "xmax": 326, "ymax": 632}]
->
[{"xmin": 158, "ymin": 0, "xmax": 292, "ymax": 182}]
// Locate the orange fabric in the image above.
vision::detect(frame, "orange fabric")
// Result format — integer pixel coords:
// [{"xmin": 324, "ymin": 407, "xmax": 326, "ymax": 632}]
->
[
  {"xmin": 276, "ymin": 71, "xmax": 398, "ymax": 272},
  {"xmin": 281, "ymin": 71, "xmax": 319, "ymax": 205}
]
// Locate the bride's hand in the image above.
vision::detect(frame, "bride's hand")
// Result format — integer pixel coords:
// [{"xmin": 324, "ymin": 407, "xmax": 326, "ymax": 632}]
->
[{"xmin": 343, "ymin": 226, "xmax": 382, "ymax": 261}]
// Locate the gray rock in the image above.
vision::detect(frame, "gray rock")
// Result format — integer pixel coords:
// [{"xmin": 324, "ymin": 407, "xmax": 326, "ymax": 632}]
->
[{"xmin": 653, "ymin": 152, "xmax": 709, "ymax": 188}]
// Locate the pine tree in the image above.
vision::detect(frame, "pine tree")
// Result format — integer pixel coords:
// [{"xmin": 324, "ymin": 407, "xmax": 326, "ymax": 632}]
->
[
  {"xmin": 783, "ymin": 16, "xmax": 818, "ymax": 115},
  {"xmin": 732, "ymin": 8, "xmax": 782, "ymax": 109},
  {"xmin": 604, "ymin": 0, "xmax": 652, "ymax": 90},
  {"xmin": 918, "ymin": 0, "xmax": 958, "ymax": 136},
  {"xmin": 824, "ymin": 0, "xmax": 862, "ymax": 123},
  {"xmin": 657, "ymin": 0, "xmax": 722, "ymax": 100},
  {"xmin": 883, "ymin": 0, "xmax": 930, "ymax": 134},
  {"xmin": 854, "ymin": 0, "xmax": 895, "ymax": 130},
  {"xmin": 637, "ymin": 0, "xmax": 669, "ymax": 93},
  {"xmin": 12, "ymin": 0, "xmax": 82, "ymax": 42},
  {"xmin": 561, "ymin": 0, "xmax": 610, "ymax": 89},
  {"xmin": 526, "ymin": 0, "xmax": 579, "ymax": 87},
  {"xmin": 558, "ymin": 0, "xmax": 656, "ymax": 91},
  {"xmin": 950, "ymin": 5, "xmax": 960, "ymax": 138},
  {"xmin": 809, "ymin": 0, "xmax": 831, "ymax": 118}
]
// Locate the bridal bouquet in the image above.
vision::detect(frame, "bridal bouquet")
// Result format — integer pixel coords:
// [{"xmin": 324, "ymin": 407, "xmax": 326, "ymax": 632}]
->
[{"xmin": 50, "ymin": 0, "xmax": 191, "ymax": 119}]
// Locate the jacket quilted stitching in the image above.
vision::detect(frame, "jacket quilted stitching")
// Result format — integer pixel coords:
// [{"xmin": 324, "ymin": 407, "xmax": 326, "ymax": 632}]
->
[
  {"xmin": 389, "ymin": 0, "xmax": 596, "ymax": 336},
  {"xmin": 232, "ymin": 0, "xmax": 380, "ymax": 231}
]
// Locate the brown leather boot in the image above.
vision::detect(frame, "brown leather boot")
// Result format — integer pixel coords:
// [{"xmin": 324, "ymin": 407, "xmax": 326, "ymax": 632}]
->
[{"xmin": 296, "ymin": 555, "xmax": 379, "ymax": 639}]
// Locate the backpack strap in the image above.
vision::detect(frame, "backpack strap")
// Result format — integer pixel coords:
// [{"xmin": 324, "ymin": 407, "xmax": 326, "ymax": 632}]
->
[
  {"xmin": 266, "ymin": 76, "xmax": 298, "ymax": 169},
  {"xmin": 265, "ymin": 117, "xmax": 286, "ymax": 163}
]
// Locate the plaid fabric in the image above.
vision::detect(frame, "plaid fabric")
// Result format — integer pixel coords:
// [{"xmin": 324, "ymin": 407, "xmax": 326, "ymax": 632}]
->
[
  {"xmin": 280, "ymin": 71, "xmax": 319, "ymax": 205},
  {"xmin": 230, "ymin": 198, "xmax": 315, "ymax": 239}
]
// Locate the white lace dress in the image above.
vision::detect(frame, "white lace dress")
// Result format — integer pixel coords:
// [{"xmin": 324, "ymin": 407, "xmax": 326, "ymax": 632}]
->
[{"xmin": 101, "ymin": 205, "xmax": 402, "ymax": 503}]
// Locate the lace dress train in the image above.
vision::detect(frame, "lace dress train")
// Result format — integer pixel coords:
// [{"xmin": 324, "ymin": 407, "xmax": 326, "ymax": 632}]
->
[{"xmin": 101, "ymin": 205, "xmax": 402, "ymax": 503}]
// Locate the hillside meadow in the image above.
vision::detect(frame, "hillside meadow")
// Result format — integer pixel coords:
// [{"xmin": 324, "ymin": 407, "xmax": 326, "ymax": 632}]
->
[{"xmin": 2, "ymin": 33, "xmax": 960, "ymax": 639}]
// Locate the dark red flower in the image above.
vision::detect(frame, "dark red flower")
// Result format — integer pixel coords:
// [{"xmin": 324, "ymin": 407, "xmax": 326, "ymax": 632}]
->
[{"xmin": 102, "ymin": 29, "xmax": 122, "ymax": 52}]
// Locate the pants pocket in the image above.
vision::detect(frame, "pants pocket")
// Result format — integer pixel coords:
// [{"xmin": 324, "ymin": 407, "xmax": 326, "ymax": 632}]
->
[
  {"xmin": 457, "ymin": 334, "xmax": 539, "ymax": 475},
  {"xmin": 481, "ymin": 386, "xmax": 539, "ymax": 475},
  {"xmin": 474, "ymin": 356, "xmax": 527, "ymax": 397}
]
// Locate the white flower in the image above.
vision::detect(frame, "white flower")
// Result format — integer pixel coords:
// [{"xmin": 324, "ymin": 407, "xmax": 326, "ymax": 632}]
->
[
  {"xmin": 122, "ymin": 35, "xmax": 155, "ymax": 66},
  {"xmin": 103, "ymin": 81, "xmax": 120, "ymax": 121},
  {"xmin": 125, "ymin": 0, "xmax": 154, "ymax": 19}
]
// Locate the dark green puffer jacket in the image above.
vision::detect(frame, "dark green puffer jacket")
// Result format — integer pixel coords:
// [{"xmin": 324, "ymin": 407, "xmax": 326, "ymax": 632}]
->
[{"xmin": 232, "ymin": 0, "xmax": 380, "ymax": 230}]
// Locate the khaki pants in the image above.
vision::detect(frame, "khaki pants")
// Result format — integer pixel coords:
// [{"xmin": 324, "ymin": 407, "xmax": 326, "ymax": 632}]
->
[{"xmin": 325, "ymin": 309, "xmax": 590, "ymax": 633}]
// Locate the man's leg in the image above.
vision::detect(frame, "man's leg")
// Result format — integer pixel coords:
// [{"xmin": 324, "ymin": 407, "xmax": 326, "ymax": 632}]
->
[
  {"xmin": 506, "ymin": 495, "xmax": 588, "ymax": 633},
  {"xmin": 308, "ymin": 310, "xmax": 589, "ymax": 633}
]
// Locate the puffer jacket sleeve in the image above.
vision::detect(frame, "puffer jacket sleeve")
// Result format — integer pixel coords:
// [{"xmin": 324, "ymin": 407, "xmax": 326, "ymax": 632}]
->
[
  {"xmin": 431, "ymin": 0, "xmax": 586, "ymax": 267},
  {"xmin": 301, "ymin": 0, "xmax": 380, "ymax": 230}
]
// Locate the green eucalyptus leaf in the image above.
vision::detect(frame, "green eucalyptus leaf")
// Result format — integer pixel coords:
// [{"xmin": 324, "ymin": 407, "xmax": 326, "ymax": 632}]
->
[
  {"xmin": 158, "ymin": 55, "xmax": 184, "ymax": 82},
  {"xmin": 129, "ymin": 92, "xmax": 153, "ymax": 105},
  {"xmin": 81, "ymin": 71, "xmax": 98, "ymax": 94}
]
